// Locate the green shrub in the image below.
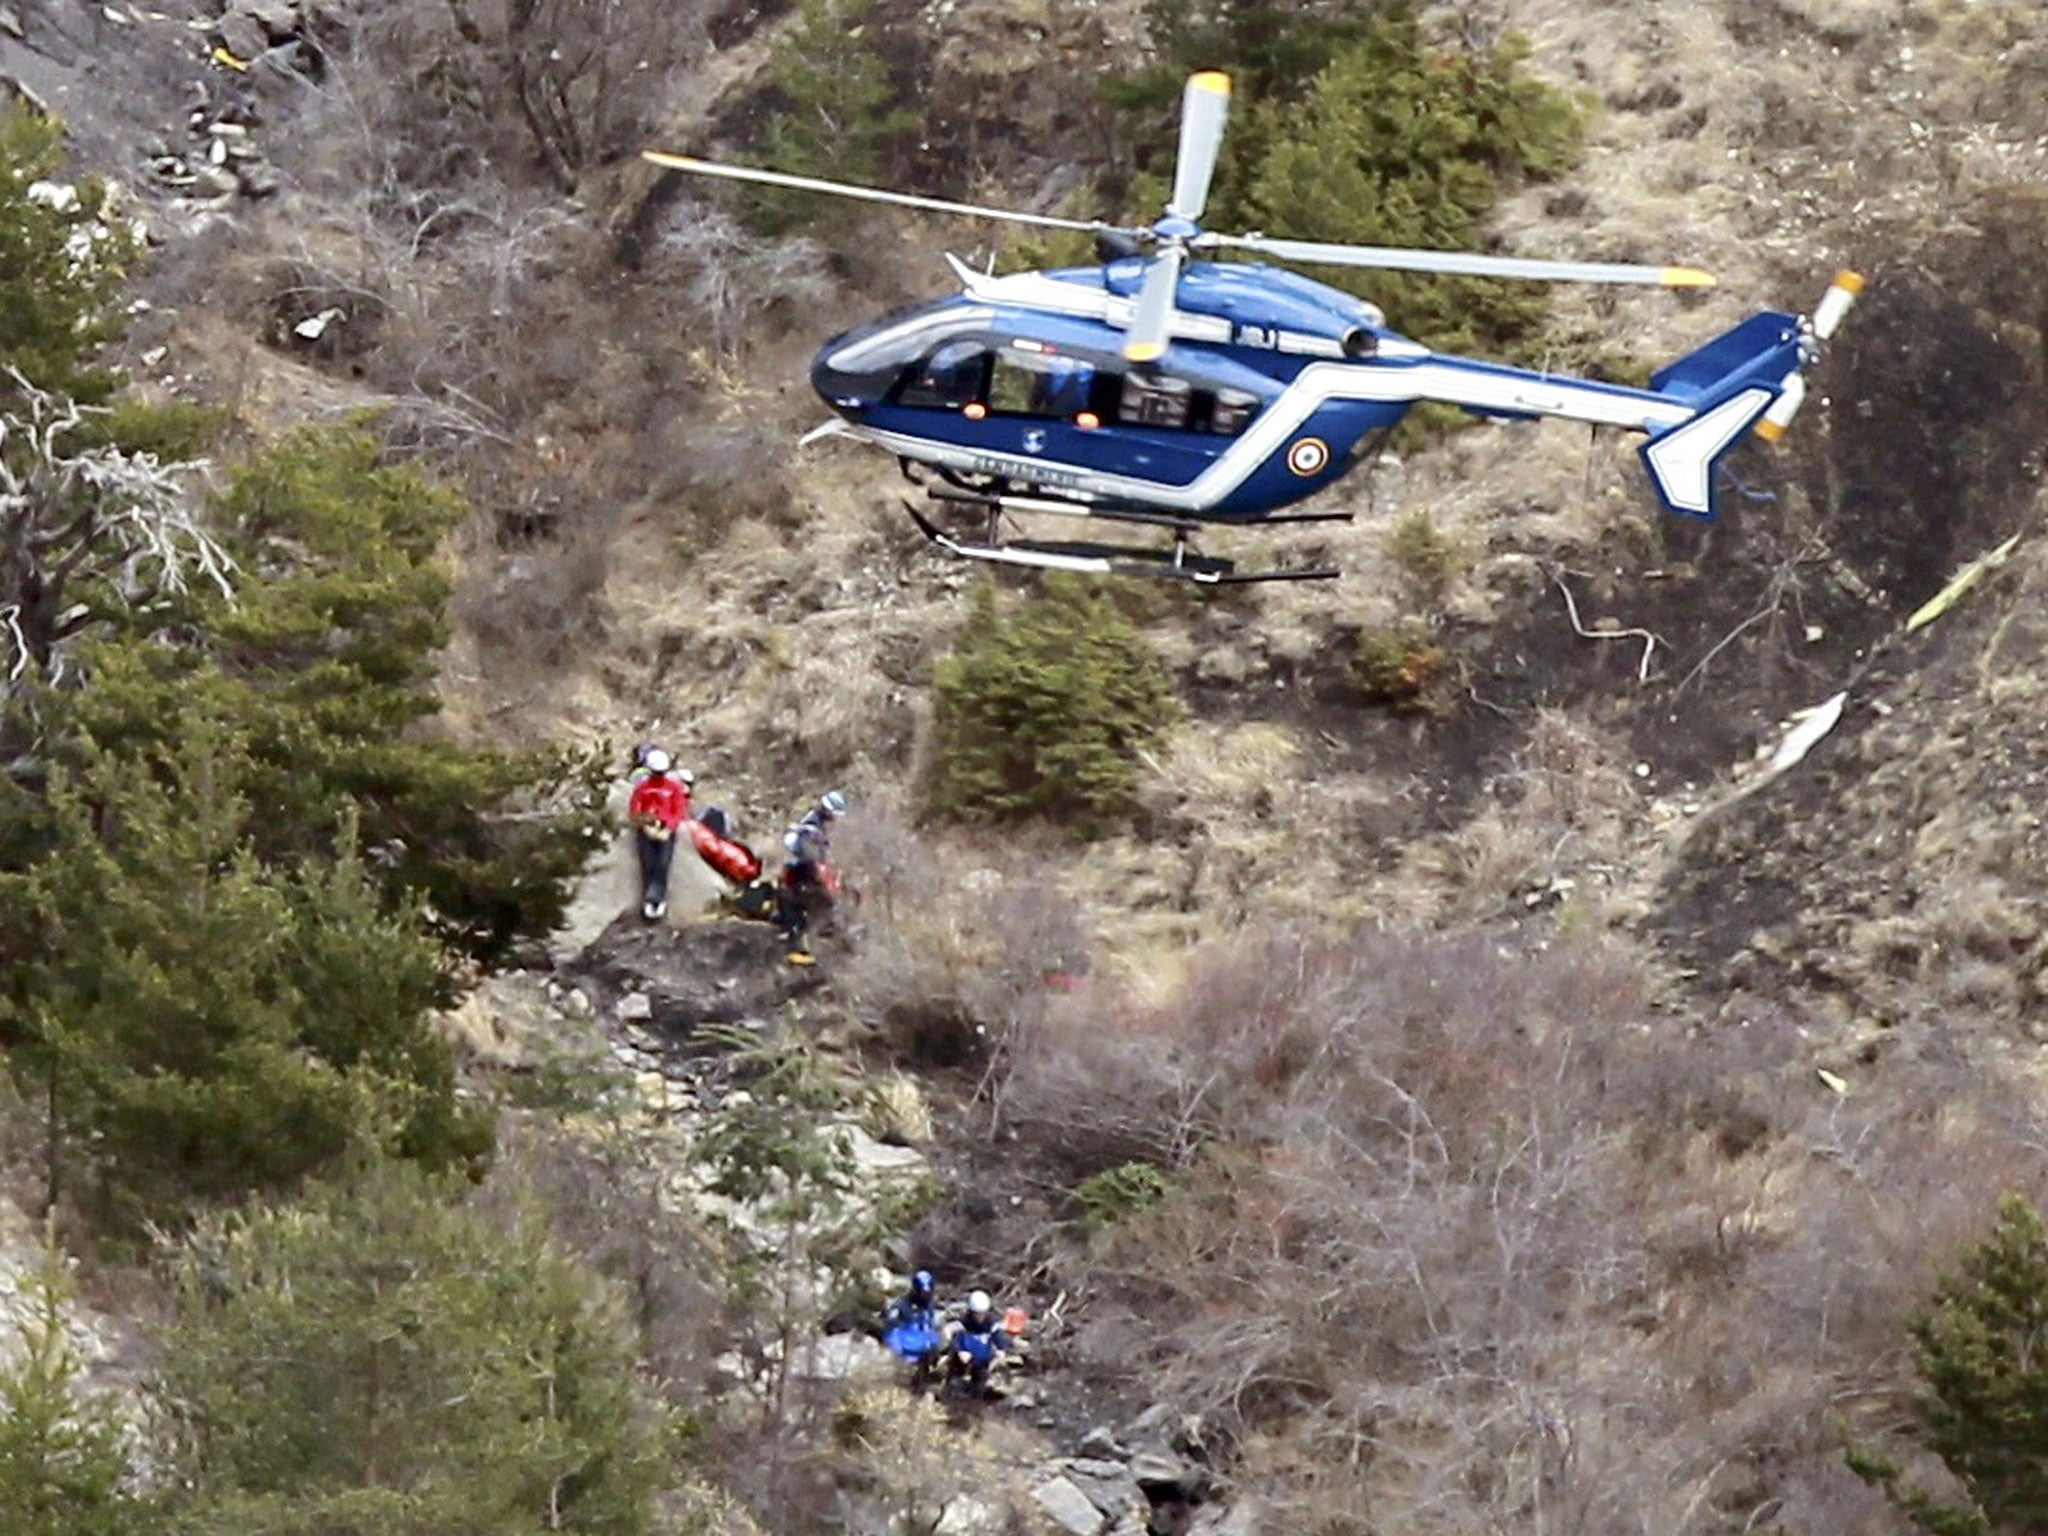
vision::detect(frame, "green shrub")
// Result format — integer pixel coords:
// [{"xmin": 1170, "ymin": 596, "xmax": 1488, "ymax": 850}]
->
[
  {"xmin": 57, "ymin": 423, "xmax": 609, "ymax": 964},
  {"xmin": 928, "ymin": 577, "xmax": 1182, "ymax": 831},
  {"xmin": 1073, "ymin": 1161, "xmax": 1173, "ymax": 1231},
  {"xmin": 1236, "ymin": 9, "xmax": 1583, "ymax": 357},
  {"xmin": 1384, "ymin": 508, "xmax": 1468, "ymax": 607},
  {"xmin": 0, "ymin": 1231, "xmax": 145, "ymax": 1536},
  {"xmin": 1851, "ymin": 1192, "xmax": 2048, "ymax": 1536},
  {"xmin": 1350, "ymin": 621, "xmax": 1446, "ymax": 707},
  {"xmin": 153, "ymin": 1164, "xmax": 664, "ymax": 1536},
  {"xmin": 742, "ymin": 0, "xmax": 919, "ymax": 232}
]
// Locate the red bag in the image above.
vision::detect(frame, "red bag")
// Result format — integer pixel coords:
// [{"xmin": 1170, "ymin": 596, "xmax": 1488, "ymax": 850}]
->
[{"xmin": 685, "ymin": 818, "xmax": 761, "ymax": 885}]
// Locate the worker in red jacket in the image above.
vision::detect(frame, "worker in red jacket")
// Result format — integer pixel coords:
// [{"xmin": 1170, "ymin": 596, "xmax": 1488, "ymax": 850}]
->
[{"xmin": 628, "ymin": 749, "xmax": 693, "ymax": 921}]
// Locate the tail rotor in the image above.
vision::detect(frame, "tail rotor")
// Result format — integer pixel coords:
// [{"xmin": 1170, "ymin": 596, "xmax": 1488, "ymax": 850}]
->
[{"xmin": 1756, "ymin": 269, "xmax": 1863, "ymax": 442}]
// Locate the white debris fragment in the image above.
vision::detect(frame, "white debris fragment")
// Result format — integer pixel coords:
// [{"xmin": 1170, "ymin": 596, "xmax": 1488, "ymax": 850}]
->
[
  {"xmin": 1765, "ymin": 692, "xmax": 1848, "ymax": 779},
  {"xmin": 26, "ymin": 180, "xmax": 80, "ymax": 213},
  {"xmin": 293, "ymin": 307, "xmax": 344, "ymax": 340}
]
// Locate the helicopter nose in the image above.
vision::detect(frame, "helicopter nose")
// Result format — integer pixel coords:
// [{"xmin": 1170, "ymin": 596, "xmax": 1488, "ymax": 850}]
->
[{"xmin": 809, "ymin": 349, "xmax": 874, "ymax": 418}]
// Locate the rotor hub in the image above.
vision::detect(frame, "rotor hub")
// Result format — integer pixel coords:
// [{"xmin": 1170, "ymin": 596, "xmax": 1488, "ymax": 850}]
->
[{"xmin": 1150, "ymin": 214, "xmax": 1201, "ymax": 245}]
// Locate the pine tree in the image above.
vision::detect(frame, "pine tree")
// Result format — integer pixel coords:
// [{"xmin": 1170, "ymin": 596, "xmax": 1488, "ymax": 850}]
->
[
  {"xmin": 1096, "ymin": 2, "xmax": 1585, "ymax": 358},
  {"xmin": 0, "ymin": 106, "xmax": 131, "ymax": 408},
  {"xmin": 744, "ymin": 0, "xmax": 918, "ymax": 232},
  {"xmin": 928, "ymin": 576, "xmax": 1181, "ymax": 832},
  {"xmin": 0, "ymin": 727, "xmax": 490, "ymax": 1225},
  {"xmin": 154, "ymin": 1166, "xmax": 663, "ymax": 1536},
  {"xmin": 1852, "ymin": 1192, "xmax": 2048, "ymax": 1535},
  {"xmin": 0, "ymin": 1231, "xmax": 143, "ymax": 1536},
  {"xmin": 1238, "ymin": 6, "xmax": 1583, "ymax": 357},
  {"xmin": 54, "ymin": 423, "xmax": 608, "ymax": 964}
]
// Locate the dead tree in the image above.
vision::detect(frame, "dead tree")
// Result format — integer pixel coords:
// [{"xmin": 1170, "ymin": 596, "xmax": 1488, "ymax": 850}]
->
[
  {"xmin": 0, "ymin": 371, "xmax": 230, "ymax": 731},
  {"xmin": 497, "ymin": 0, "xmax": 711, "ymax": 192}
]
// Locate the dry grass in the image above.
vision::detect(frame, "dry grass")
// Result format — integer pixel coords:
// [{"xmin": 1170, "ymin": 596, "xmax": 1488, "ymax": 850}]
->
[{"xmin": 991, "ymin": 918, "xmax": 2048, "ymax": 1534}]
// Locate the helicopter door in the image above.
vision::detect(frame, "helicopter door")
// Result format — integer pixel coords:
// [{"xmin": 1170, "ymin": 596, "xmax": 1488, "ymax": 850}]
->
[{"xmin": 988, "ymin": 350, "xmax": 1094, "ymax": 418}]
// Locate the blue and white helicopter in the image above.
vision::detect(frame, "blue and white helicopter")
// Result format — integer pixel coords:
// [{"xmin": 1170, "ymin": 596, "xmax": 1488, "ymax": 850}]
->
[{"xmin": 645, "ymin": 71, "xmax": 1860, "ymax": 584}]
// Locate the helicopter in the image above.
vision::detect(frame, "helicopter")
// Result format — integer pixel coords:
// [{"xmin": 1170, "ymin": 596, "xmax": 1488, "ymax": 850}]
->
[{"xmin": 644, "ymin": 71, "xmax": 1861, "ymax": 584}]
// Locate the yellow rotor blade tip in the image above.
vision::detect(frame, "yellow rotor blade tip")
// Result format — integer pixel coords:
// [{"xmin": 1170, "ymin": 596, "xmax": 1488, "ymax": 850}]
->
[
  {"xmin": 1834, "ymin": 270, "xmax": 1866, "ymax": 293},
  {"xmin": 1662, "ymin": 267, "xmax": 1718, "ymax": 288},
  {"xmin": 641, "ymin": 151, "xmax": 697, "ymax": 169},
  {"xmin": 1190, "ymin": 70, "xmax": 1231, "ymax": 97},
  {"xmin": 1124, "ymin": 341, "xmax": 1167, "ymax": 363}
]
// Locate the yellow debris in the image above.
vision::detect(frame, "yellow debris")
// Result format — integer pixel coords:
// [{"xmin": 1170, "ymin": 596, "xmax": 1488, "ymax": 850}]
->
[{"xmin": 1906, "ymin": 533, "xmax": 2022, "ymax": 633}]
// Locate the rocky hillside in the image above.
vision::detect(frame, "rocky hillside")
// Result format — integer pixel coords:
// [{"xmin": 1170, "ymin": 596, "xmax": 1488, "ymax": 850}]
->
[{"xmin": 9, "ymin": 0, "xmax": 2048, "ymax": 1532}]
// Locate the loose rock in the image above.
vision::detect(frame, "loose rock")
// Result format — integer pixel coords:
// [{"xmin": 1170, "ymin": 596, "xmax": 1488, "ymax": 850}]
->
[
  {"xmin": 235, "ymin": 156, "xmax": 280, "ymax": 197},
  {"xmin": 1032, "ymin": 1476, "xmax": 1106, "ymax": 1536},
  {"xmin": 1062, "ymin": 1458, "xmax": 1143, "ymax": 1520}
]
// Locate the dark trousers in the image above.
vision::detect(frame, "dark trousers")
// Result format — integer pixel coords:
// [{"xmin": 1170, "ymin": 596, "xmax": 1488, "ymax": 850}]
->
[
  {"xmin": 777, "ymin": 862, "xmax": 820, "ymax": 939},
  {"xmin": 636, "ymin": 831, "xmax": 676, "ymax": 905}
]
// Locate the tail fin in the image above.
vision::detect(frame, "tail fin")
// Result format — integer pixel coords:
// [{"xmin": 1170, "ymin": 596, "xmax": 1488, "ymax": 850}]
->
[
  {"xmin": 1640, "ymin": 272, "xmax": 1863, "ymax": 519},
  {"xmin": 1640, "ymin": 387, "xmax": 1781, "ymax": 518}
]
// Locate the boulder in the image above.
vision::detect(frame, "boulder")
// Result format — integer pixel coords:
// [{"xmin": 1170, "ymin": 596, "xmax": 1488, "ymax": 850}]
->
[
  {"xmin": 1032, "ymin": 1477, "xmax": 1106, "ymax": 1536},
  {"xmin": 1077, "ymin": 1425, "xmax": 1125, "ymax": 1461},
  {"xmin": 1061, "ymin": 1458, "xmax": 1143, "ymax": 1520},
  {"xmin": 243, "ymin": 0, "xmax": 303, "ymax": 42},
  {"xmin": 1129, "ymin": 1447, "xmax": 1196, "ymax": 1491},
  {"xmin": 787, "ymin": 1331, "xmax": 897, "ymax": 1385},
  {"xmin": 234, "ymin": 157, "xmax": 280, "ymax": 198},
  {"xmin": 842, "ymin": 1124, "xmax": 928, "ymax": 1181},
  {"xmin": 935, "ymin": 1495, "xmax": 1008, "ymax": 1536},
  {"xmin": 211, "ymin": 9, "xmax": 267, "ymax": 60}
]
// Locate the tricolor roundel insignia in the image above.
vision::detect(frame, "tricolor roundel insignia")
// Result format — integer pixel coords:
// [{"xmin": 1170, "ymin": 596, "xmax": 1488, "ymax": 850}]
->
[{"xmin": 1286, "ymin": 437, "xmax": 1330, "ymax": 477}]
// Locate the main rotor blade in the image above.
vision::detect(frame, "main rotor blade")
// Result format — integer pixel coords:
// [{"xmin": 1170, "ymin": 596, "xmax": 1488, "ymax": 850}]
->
[
  {"xmin": 641, "ymin": 152, "xmax": 1122, "ymax": 235},
  {"xmin": 1123, "ymin": 245, "xmax": 1186, "ymax": 363},
  {"xmin": 1206, "ymin": 231, "xmax": 1716, "ymax": 287},
  {"xmin": 1167, "ymin": 71, "xmax": 1231, "ymax": 223}
]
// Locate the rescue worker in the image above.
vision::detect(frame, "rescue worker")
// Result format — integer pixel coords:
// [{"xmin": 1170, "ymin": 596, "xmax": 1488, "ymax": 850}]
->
[
  {"xmin": 882, "ymin": 1269, "xmax": 938, "ymax": 1332},
  {"xmin": 943, "ymin": 1289, "xmax": 1014, "ymax": 1391},
  {"xmin": 628, "ymin": 749, "xmax": 693, "ymax": 921},
  {"xmin": 776, "ymin": 790, "xmax": 845, "ymax": 960}
]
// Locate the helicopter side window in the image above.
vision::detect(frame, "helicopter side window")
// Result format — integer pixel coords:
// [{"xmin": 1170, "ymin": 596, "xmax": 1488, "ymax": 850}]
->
[
  {"xmin": 1208, "ymin": 387, "xmax": 1259, "ymax": 436},
  {"xmin": 988, "ymin": 350, "xmax": 1095, "ymax": 418},
  {"xmin": 898, "ymin": 340, "xmax": 991, "ymax": 408},
  {"xmin": 1118, "ymin": 373, "xmax": 1191, "ymax": 429}
]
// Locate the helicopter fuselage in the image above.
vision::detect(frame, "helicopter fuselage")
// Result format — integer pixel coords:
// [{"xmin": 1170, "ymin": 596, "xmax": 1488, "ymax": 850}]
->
[{"xmin": 806, "ymin": 258, "xmax": 1733, "ymax": 522}]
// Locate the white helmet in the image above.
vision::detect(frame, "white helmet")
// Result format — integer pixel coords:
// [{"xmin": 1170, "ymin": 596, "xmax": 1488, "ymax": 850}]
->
[
  {"xmin": 643, "ymin": 749, "xmax": 672, "ymax": 775},
  {"xmin": 678, "ymin": 766, "xmax": 696, "ymax": 786},
  {"xmin": 967, "ymin": 1290, "xmax": 991, "ymax": 1315}
]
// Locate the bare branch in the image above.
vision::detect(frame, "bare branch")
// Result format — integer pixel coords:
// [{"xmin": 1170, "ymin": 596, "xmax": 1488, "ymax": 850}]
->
[
  {"xmin": 0, "ymin": 368, "xmax": 229, "ymax": 697},
  {"xmin": 1549, "ymin": 564, "xmax": 1662, "ymax": 684}
]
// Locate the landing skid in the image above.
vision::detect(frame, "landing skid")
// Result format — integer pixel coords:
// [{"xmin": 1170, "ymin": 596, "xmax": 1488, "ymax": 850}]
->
[{"xmin": 901, "ymin": 485, "xmax": 1342, "ymax": 585}]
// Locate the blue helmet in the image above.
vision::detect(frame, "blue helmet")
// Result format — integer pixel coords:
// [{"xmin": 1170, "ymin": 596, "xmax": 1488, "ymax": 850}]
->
[
  {"xmin": 818, "ymin": 790, "xmax": 847, "ymax": 818},
  {"xmin": 910, "ymin": 1269, "xmax": 934, "ymax": 1300}
]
